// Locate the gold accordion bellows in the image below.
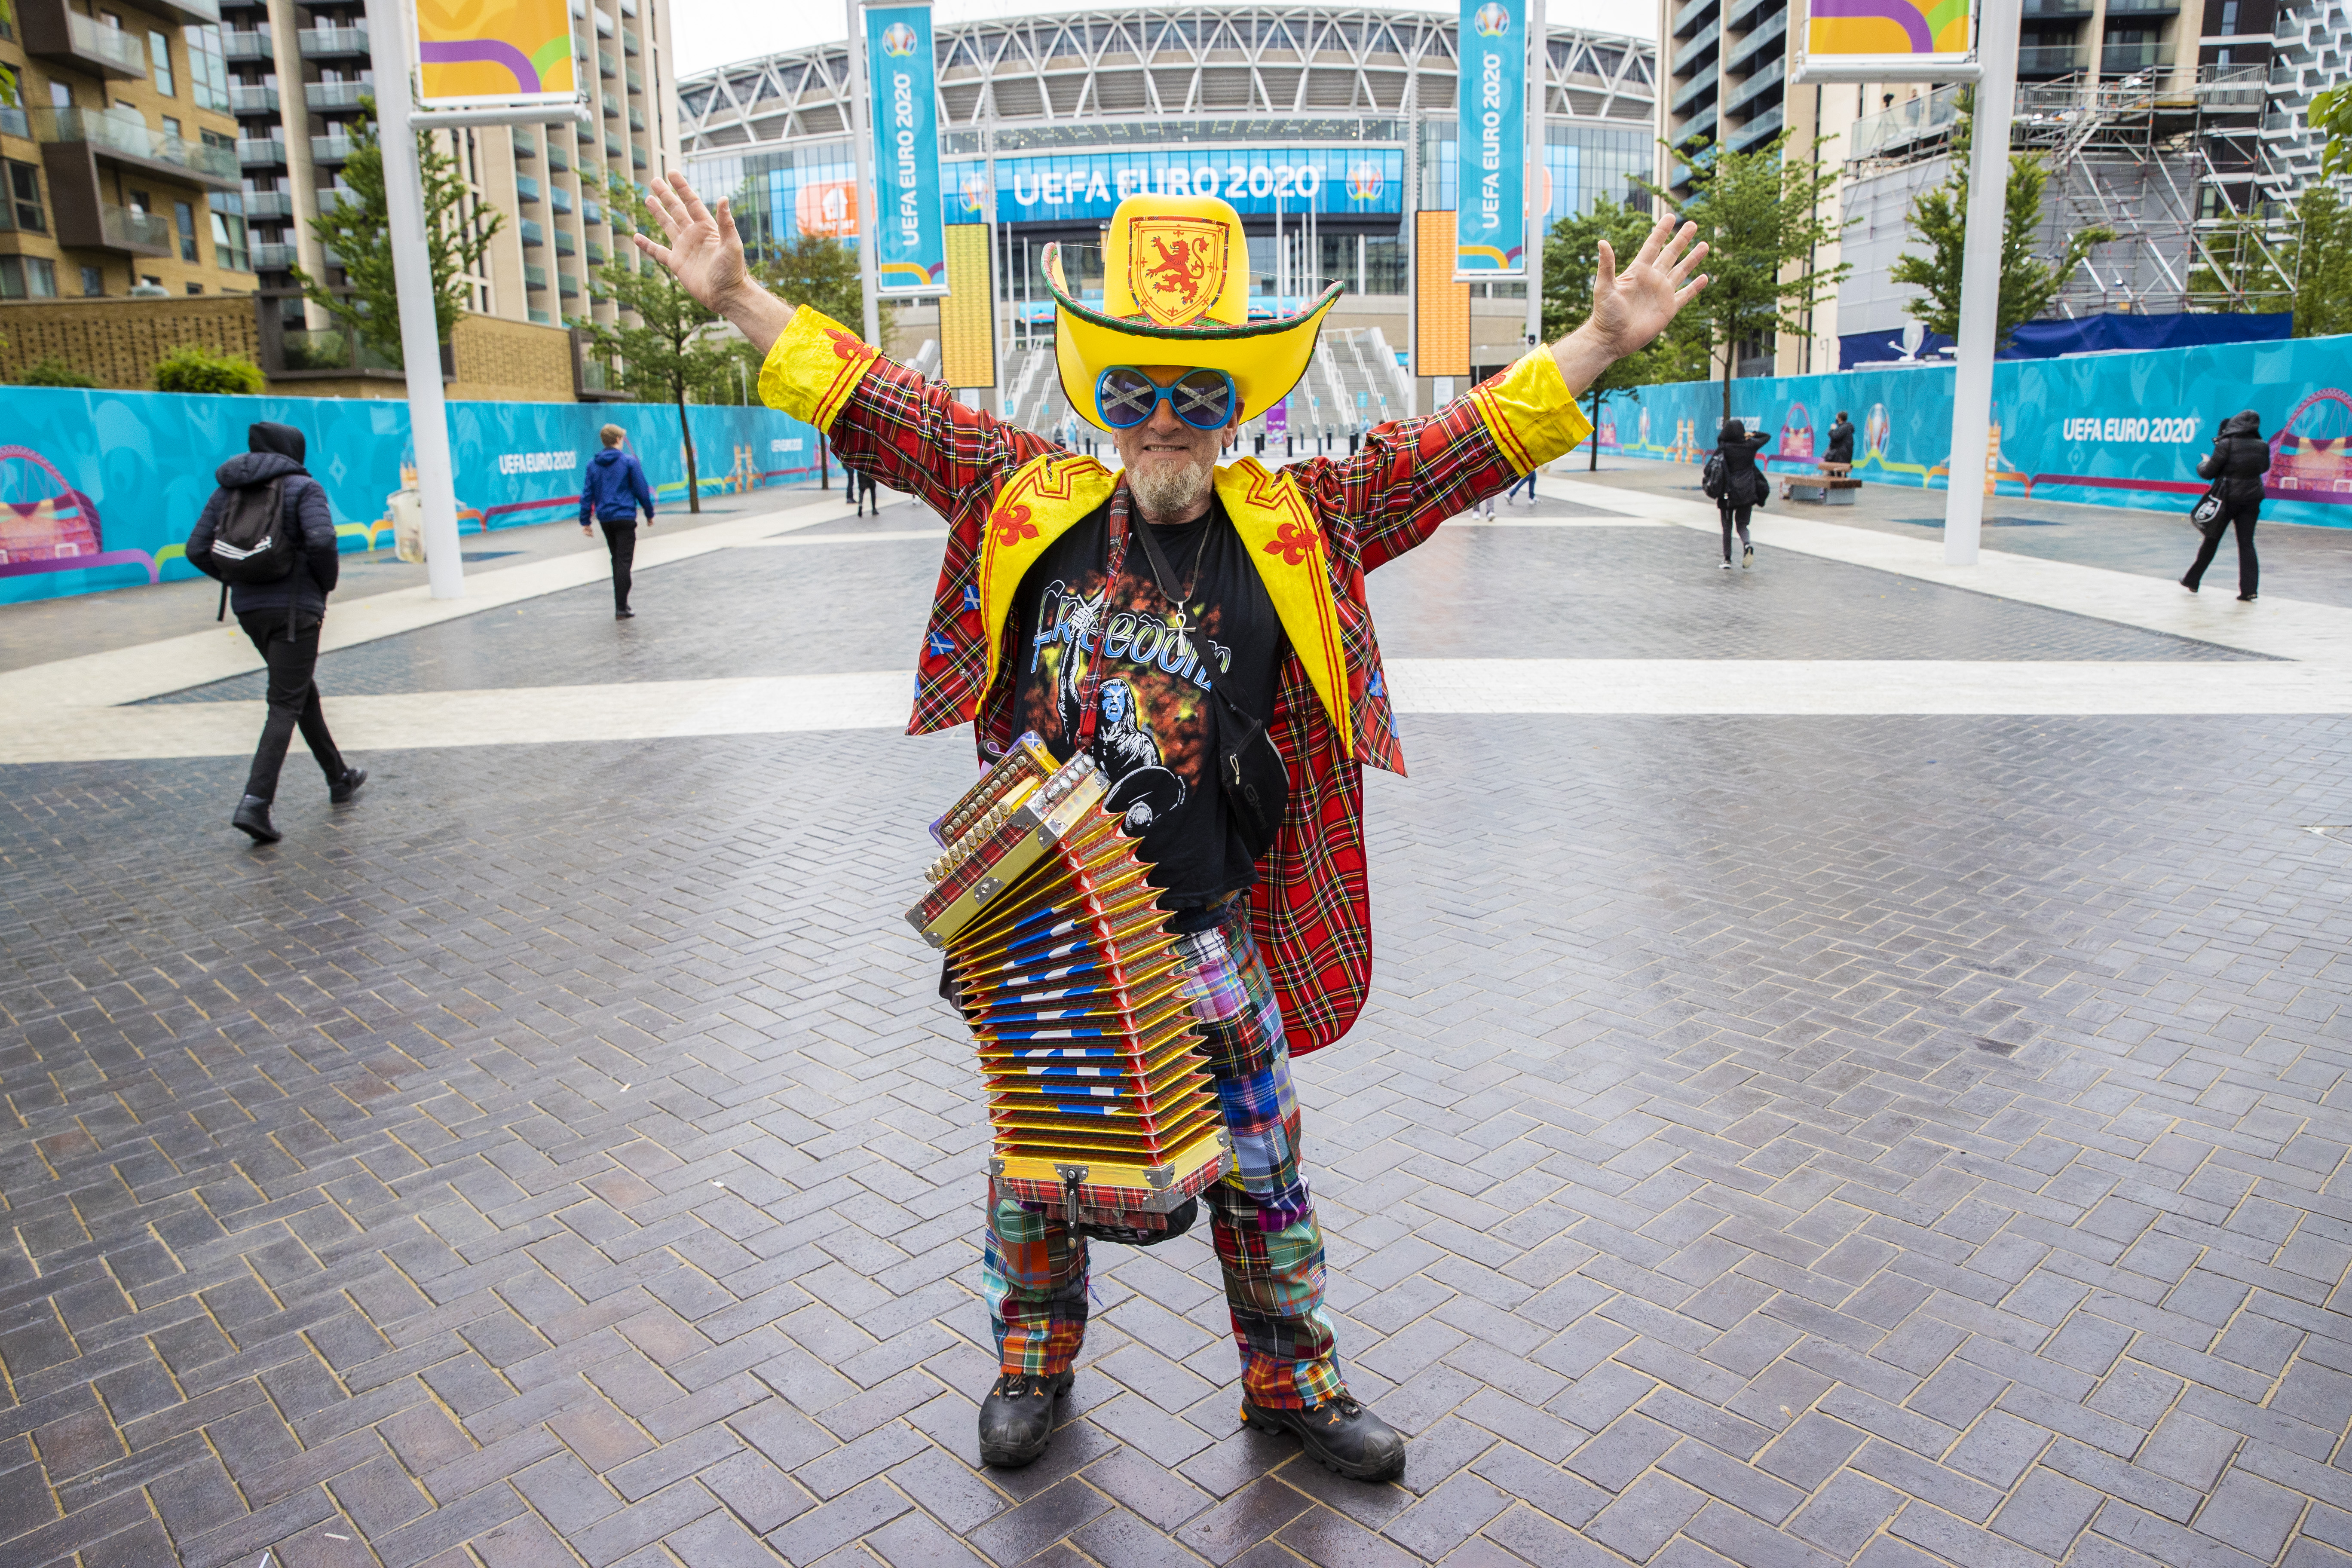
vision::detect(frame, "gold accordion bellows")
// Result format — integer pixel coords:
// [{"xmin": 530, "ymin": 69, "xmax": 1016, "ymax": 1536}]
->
[{"xmin": 910, "ymin": 735, "xmax": 1231, "ymax": 1228}]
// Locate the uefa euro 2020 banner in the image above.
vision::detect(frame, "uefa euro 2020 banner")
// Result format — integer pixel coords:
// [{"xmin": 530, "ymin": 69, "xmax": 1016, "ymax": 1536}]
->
[
  {"xmin": 0, "ymin": 392, "xmax": 827, "ymax": 607},
  {"xmin": 1584, "ymin": 334, "xmax": 2352, "ymax": 531},
  {"xmin": 866, "ymin": 5, "xmax": 947, "ymax": 295},
  {"xmin": 1457, "ymin": 0, "xmax": 1527, "ymax": 279},
  {"xmin": 413, "ymin": 0, "xmax": 578, "ymax": 107}
]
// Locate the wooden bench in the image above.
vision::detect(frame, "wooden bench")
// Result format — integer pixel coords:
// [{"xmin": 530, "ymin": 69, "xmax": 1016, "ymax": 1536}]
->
[{"xmin": 1780, "ymin": 462, "xmax": 1862, "ymax": 505}]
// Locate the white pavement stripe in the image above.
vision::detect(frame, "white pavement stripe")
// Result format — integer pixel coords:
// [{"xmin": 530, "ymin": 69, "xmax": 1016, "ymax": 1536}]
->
[
  {"xmin": 0, "ymin": 496, "xmax": 846, "ymax": 717},
  {"xmin": 11, "ymin": 658, "xmax": 2349, "ymax": 763},
  {"xmin": 737, "ymin": 530, "xmax": 949, "ymax": 546},
  {"xmin": 1432, "ymin": 515, "xmax": 1667, "ymax": 528},
  {"xmin": 1543, "ymin": 477, "xmax": 2352, "ymax": 664}
]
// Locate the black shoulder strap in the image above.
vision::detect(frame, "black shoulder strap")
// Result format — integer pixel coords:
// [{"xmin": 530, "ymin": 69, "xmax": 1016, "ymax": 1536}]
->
[{"xmin": 1128, "ymin": 509, "xmax": 1225, "ymax": 700}]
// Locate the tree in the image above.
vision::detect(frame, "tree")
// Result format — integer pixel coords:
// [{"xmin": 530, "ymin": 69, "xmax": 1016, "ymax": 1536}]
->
[
  {"xmin": 2313, "ymin": 84, "xmax": 2352, "ymax": 181},
  {"xmin": 1643, "ymin": 131, "xmax": 1849, "ymax": 421},
  {"xmin": 1543, "ymin": 196, "xmax": 1710, "ymax": 467},
  {"xmin": 578, "ymin": 174, "xmax": 735, "ymax": 514},
  {"xmin": 2288, "ymin": 186, "xmax": 2352, "ymax": 339},
  {"xmin": 155, "ymin": 345, "xmax": 266, "ymax": 394},
  {"xmin": 291, "ymin": 98, "xmax": 501, "ymax": 367},
  {"xmin": 756, "ymin": 229, "xmax": 868, "ymax": 338},
  {"xmin": 1889, "ymin": 92, "xmax": 2113, "ymax": 348}
]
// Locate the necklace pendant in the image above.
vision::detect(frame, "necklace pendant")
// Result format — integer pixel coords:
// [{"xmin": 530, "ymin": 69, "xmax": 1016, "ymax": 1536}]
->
[{"xmin": 1167, "ymin": 610, "xmax": 1186, "ymax": 631}]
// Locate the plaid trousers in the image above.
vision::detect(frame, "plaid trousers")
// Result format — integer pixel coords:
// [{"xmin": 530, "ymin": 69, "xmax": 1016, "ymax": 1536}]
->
[{"xmin": 981, "ymin": 902, "xmax": 1346, "ymax": 1409}]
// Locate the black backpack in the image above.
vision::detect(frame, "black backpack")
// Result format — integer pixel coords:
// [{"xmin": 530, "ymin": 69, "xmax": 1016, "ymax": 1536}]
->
[
  {"xmin": 1700, "ymin": 451, "xmax": 1727, "ymax": 500},
  {"xmin": 207, "ymin": 478, "xmax": 299, "ymax": 585}
]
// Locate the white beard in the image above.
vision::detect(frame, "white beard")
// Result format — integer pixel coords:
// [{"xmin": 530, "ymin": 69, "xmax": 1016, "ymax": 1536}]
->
[{"xmin": 1127, "ymin": 452, "xmax": 1215, "ymax": 525}]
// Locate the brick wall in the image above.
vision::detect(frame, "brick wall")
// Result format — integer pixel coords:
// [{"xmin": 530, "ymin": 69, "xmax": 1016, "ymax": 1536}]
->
[
  {"xmin": 0, "ymin": 297, "xmax": 263, "ymax": 389},
  {"xmin": 449, "ymin": 315, "xmax": 578, "ymax": 403}
]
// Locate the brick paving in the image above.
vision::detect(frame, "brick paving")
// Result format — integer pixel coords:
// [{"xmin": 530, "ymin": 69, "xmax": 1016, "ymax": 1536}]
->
[{"xmin": 4, "ymin": 502, "xmax": 2352, "ymax": 1568}]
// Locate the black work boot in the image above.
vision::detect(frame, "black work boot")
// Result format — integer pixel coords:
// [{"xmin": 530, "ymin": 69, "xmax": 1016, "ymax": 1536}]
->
[
  {"xmin": 330, "ymin": 766, "xmax": 368, "ymax": 804},
  {"xmin": 1242, "ymin": 1394, "xmax": 1406, "ymax": 1482},
  {"xmin": 233, "ymin": 796, "xmax": 280, "ymax": 843},
  {"xmin": 978, "ymin": 1371, "xmax": 1072, "ymax": 1468}
]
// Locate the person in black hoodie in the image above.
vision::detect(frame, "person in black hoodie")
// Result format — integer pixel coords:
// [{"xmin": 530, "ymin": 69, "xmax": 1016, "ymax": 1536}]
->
[
  {"xmin": 2184, "ymin": 409, "xmax": 2270, "ymax": 602},
  {"xmin": 186, "ymin": 421, "xmax": 365, "ymax": 843},
  {"xmin": 1715, "ymin": 418, "xmax": 1769, "ymax": 570}
]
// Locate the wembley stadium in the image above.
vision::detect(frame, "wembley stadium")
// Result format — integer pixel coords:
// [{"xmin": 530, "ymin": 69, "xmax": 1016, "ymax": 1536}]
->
[{"xmin": 678, "ymin": 4, "xmax": 1657, "ymax": 435}]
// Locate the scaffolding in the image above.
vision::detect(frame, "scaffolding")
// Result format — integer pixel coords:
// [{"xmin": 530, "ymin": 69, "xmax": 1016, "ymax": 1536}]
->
[{"xmin": 1844, "ymin": 63, "xmax": 2298, "ymax": 318}]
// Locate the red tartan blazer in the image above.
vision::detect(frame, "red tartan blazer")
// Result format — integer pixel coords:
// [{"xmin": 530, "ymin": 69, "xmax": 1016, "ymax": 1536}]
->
[{"xmin": 756, "ymin": 307, "xmax": 1592, "ymax": 1053}]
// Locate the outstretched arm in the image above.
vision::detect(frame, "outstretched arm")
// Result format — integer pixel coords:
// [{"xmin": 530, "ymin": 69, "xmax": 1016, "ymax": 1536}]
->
[{"xmin": 1553, "ymin": 211, "xmax": 1709, "ymax": 395}]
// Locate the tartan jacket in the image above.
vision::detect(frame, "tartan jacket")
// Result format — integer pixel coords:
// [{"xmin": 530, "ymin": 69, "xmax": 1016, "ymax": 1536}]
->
[{"xmin": 758, "ymin": 306, "xmax": 1592, "ymax": 1053}]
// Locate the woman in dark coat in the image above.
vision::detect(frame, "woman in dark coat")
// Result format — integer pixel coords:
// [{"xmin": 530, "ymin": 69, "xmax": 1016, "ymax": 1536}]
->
[
  {"xmin": 2183, "ymin": 409, "xmax": 2270, "ymax": 601},
  {"xmin": 1715, "ymin": 418, "xmax": 1769, "ymax": 570}
]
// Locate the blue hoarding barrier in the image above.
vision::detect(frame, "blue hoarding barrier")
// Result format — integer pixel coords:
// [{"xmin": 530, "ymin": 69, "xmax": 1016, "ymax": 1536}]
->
[
  {"xmin": 0, "ymin": 391, "xmax": 827, "ymax": 606},
  {"xmin": 1838, "ymin": 310, "xmax": 2296, "ymax": 369},
  {"xmin": 1585, "ymin": 332, "xmax": 2352, "ymax": 530}
]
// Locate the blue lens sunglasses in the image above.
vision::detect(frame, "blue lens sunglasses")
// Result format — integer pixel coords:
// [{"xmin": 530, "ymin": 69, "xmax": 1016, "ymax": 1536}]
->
[{"xmin": 1093, "ymin": 366, "xmax": 1238, "ymax": 431}]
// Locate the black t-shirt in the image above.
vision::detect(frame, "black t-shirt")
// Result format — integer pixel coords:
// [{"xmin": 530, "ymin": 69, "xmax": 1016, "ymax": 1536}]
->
[{"xmin": 1009, "ymin": 495, "xmax": 1284, "ymax": 910}]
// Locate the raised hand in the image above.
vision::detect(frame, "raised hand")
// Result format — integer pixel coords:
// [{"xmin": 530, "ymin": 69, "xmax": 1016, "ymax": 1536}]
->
[
  {"xmin": 1588, "ymin": 211, "xmax": 1709, "ymax": 360},
  {"xmin": 634, "ymin": 172, "xmax": 794, "ymax": 353}
]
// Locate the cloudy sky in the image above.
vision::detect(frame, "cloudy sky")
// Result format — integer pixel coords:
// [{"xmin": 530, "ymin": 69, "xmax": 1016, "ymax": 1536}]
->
[{"xmin": 671, "ymin": 0, "xmax": 1638, "ymax": 80}]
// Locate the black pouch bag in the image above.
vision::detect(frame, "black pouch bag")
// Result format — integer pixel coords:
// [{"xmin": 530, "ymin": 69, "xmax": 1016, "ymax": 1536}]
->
[{"xmin": 1129, "ymin": 513, "xmax": 1290, "ymax": 863}]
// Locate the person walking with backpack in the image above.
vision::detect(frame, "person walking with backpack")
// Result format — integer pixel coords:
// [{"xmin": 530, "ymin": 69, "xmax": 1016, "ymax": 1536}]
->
[
  {"xmin": 2183, "ymin": 409, "xmax": 2269, "ymax": 602},
  {"xmin": 580, "ymin": 424, "xmax": 656, "ymax": 619},
  {"xmin": 1705, "ymin": 417, "xmax": 1769, "ymax": 570},
  {"xmin": 185, "ymin": 421, "xmax": 364, "ymax": 844}
]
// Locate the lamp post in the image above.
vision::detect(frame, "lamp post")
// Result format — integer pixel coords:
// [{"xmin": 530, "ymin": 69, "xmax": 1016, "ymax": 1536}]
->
[{"xmin": 1939, "ymin": 0, "xmax": 2022, "ymax": 565}]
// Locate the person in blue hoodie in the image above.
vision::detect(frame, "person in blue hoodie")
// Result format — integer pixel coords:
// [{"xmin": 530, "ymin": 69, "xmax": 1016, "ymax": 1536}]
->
[
  {"xmin": 580, "ymin": 424, "xmax": 656, "ymax": 618},
  {"xmin": 186, "ymin": 421, "xmax": 365, "ymax": 844}
]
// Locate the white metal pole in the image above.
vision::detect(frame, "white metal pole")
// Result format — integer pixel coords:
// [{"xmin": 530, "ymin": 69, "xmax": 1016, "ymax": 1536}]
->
[
  {"xmin": 364, "ymin": 0, "xmax": 463, "ymax": 598},
  {"xmin": 1525, "ymin": 0, "xmax": 1546, "ymax": 352},
  {"xmin": 1942, "ymin": 0, "xmax": 2021, "ymax": 566},
  {"xmin": 844, "ymin": 0, "xmax": 883, "ymax": 347}
]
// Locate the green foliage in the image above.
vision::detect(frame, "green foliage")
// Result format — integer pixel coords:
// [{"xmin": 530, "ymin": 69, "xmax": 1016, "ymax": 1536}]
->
[
  {"xmin": 2314, "ymin": 85, "xmax": 2352, "ymax": 182},
  {"xmin": 18, "ymin": 357, "xmax": 98, "ymax": 388},
  {"xmin": 2289, "ymin": 186, "xmax": 2352, "ymax": 340},
  {"xmin": 754, "ymin": 227, "xmax": 868, "ymax": 334},
  {"xmin": 1542, "ymin": 195, "xmax": 1711, "ymax": 466},
  {"xmin": 154, "ymin": 344, "xmax": 266, "ymax": 395},
  {"xmin": 1643, "ymin": 131, "xmax": 1849, "ymax": 419},
  {"xmin": 291, "ymin": 97, "xmax": 502, "ymax": 367},
  {"xmin": 578, "ymin": 175, "xmax": 737, "ymax": 512},
  {"xmin": 1889, "ymin": 93, "xmax": 2113, "ymax": 348}
]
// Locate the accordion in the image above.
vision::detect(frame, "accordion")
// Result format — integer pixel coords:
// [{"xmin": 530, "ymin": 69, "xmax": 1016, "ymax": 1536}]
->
[{"xmin": 911, "ymin": 735, "xmax": 1231, "ymax": 1233}]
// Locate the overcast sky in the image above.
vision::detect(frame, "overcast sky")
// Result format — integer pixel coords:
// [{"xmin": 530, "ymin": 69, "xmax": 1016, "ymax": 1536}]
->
[{"xmin": 671, "ymin": 0, "xmax": 1642, "ymax": 80}]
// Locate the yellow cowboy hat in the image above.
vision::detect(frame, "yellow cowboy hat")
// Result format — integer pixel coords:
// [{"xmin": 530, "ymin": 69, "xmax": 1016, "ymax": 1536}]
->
[{"xmin": 1042, "ymin": 194, "xmax": 1345, "ymax": 435}]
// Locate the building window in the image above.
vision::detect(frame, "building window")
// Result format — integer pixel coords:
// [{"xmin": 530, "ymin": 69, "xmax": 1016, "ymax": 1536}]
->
[
  {"xmin": 175, "ymin": 199, "xmax": 197, "ymax": 260},
  {"xmin": 2220, "ymin": 0, "xmax": 2239, "ymax": 31},
  {"xmin": 190, "ymin": 25, "xmax": 230, "ymax": 112},
  {"xmin": 185, "ymin": 282, "xmax": 202, "ymax": 294},
  {"xmin": 49, "ymin": 81, "xmax": 73, "ymax": 108},
  {"xmin": 0, "ymin": 256, "xmax": 59, "ymax": 298},
  {"xmin": 0, "ymin": 161, "xmax": 46, "ymax": 233},
  {"xmin": 211, "ymin": 207, "xmax": 249, "ymax": 271},
  {"xmin": 150, "ymin": 30, "xmax": 175, "ymax": 96},
  {"xmin": 80, "ymin": 266, "xmax": 104, "ymax": 297},
  {"xmin": 163, "ymin": 116, "xmax": 182, "ymax": 144}
]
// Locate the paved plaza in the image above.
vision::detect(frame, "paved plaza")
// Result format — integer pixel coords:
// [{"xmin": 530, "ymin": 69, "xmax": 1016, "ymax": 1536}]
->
[{"xmin": 3, "ymin": 466, "xmax": 2351, "ymax": 1568}]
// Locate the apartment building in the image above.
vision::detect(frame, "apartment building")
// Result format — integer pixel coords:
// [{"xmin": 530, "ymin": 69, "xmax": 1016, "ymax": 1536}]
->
[
  {"xmin": 0, "ymin": 0, "xmax": 250, "ymax": 300},
  {"xmin": 216, "ymin": 0, "xmax": 679, "ymax": 336}
]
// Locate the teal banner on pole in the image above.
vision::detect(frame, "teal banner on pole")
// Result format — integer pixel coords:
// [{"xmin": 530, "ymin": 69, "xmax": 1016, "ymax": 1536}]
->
[
  {"xmin": 1456, "ymin": 0, "xmax": 1527, "ymax": 277},
  {"xmin": 866, "ymin": 5, "xmax": 946, "ymax": 295}
]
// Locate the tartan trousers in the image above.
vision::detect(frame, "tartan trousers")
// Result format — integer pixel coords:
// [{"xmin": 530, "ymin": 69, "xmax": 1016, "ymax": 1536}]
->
[{"xmin": 981, "ymin": 902, "xmax": 1346, "ymax": 1409}]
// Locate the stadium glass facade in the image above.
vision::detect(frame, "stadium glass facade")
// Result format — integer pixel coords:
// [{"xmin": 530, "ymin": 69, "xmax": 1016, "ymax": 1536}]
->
[{"xmin": 678, "ymin": 4, "xmax": 1656, "ymax": 380}]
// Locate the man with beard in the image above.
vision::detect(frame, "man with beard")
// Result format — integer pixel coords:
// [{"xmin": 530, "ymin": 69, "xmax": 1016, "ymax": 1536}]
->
[{"xmin": 632, "ymin": 176, "xmax": 1708, "ymax": 1481}]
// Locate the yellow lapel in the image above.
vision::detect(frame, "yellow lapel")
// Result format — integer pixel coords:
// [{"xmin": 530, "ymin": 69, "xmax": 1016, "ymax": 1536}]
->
[
  {"xmin": 978, "ymin": 454, "xmax": 1119, "ymax": 700},
  {"xmin": 1214, "ymin": 460, "xmax": 1354, "ymax": 758}
]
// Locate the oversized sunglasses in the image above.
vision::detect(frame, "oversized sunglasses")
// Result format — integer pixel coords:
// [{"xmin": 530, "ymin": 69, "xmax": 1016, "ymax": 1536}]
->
[{"xmin": 1094, "ymin": 366, "xmax": 1237, "ymax": 431}]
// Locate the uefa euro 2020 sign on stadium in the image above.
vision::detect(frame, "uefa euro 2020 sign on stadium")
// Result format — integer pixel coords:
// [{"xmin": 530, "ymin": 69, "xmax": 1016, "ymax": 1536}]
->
[{"xmin": 1455, "ymin": 0, "xmax": 1527, "ymax": 279}]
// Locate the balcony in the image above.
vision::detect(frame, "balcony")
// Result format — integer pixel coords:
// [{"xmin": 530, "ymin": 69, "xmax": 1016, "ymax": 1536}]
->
[
  {"xmin": 602, "ymin": 95, "xmax": 622, "ymax": 119},
  {"xmin": 598, "ymin": 49, "xmax": 618, "ymax": 77},
  {"xmin": 513, "ymin": 129, "xmax": 539, "ymax": 157},
  {"xmin": 1731, "ymin": 101, "xmax": 1784, "ymax": 150},
  {"xmin": 630, "ymin": 144, "xmax": 647, "ymax": 168},
  {"xmin": 2104, "ymin": 0, "xmax": 2180, "ymax": 12},
  {"xmin": 1673, "ymin": 70, "xmax": 1719, "ymax": 114},
  {"xmin": 229, "ymin": 84, "xmax": 280, "ymax": 115},
  {"xmin": 1672, "ymin": 21, "xmax": 1719, "ymax": 75},
  {"xmin": 1727, "ymin": 8, "xmax": 1788, "ymax": 74},
  {"xmin": 530, "ymin": 308, "xmax": 552, "ymax": 325},
  {"xmin": 31, "ymin": 106, "xmax": 241, "ymax": 188},
  {"xmin": 93, "ymin": 202, "xmax": 174, "ymax": 256},
  {"xmin": 627, "ymin": 67, "xmax": 642, "ymax": 95},
  {"xmin": 554, "ymin": 231, "xmax": 577, "ymax": 256},
  {"xmin": 623, "ymin": 29, "xmax": 639, "ymax": 55},
  {"xmin": 594, "ymin": 7, "xmax": 614, "ymax": 33},
  {"xmin": 2101, "ymin": 40, "xmax": 2173, "ymax": 71},
  {"xmin": 21, "ymin": 3, "xmax": 150, "ymax": 80},
  {"xmin": 627, "ymin": 107, "xmax": 645, "ymax": 131},
  {"xmin": 2018, "ymin": 42, "xmax": 2088, "ymax": 72},
  {"xmin": 605, "ymin": 134, "xmax": 625, "ymax": 159},
  {"xmin": 298, "ymin": 24, "xmax": 370, "ymax": 58},
  {"xmin": 548, "ymin": 144, "xmax": 570, "ymax": 171},
  {"xmin": 524, "ymin": 263, "xmax": 547, "ymax": 289},
  {"xmin": 515, "ymin": 174, "xmax": 542, "ymax": 202},
  {"xmin": 238, "ymin": 136, "xmax": 289, "ymax": 167},
  {"xmin": 251, "ymin": 241, "xmax": 298, "ymax": 270},
  {"xmin": 1675, "ymin": 104, "xmax": 1718, "ymax": 149},
  {"xmin": 521, "ymin": 218, "xmax": 545, "ymax": 246},
  {"xmin": 1847, "ymin": 82, "xmax": 1963, "ymax": 159},
  {"xmin": 224, "ymin": 28, "xmax": 271, "ymax": 61},
  {"xmin": 310, "ymin": 134, "xmax": 358, "ymax": 165},
  {"xmin": 558, "ymin": 272, "xmax": 580, "ymax": 296},
  {"xmin": 133, "ymin": 0, "xmax": 222, "ymax": 23},
  {"xmin": 2021, "ymin": 0, "xmax": 2093, "ymax": 14},
  {"xmin": 551, "ymin": 186, "xmax": 573, "ymax": 214},
  {"xmin": 1726, "ymin": 57, "xmax": 1785, "ymax": 112},
  {"xmin": 582, "ymin": 198, "xmax": 603, "ymax": 224},
  {"xmin": 305, "ymin": 80, "xmax": 372, "ymax": 111},
  {"xmin": 1672, "ymin": 0, "xmax": 1719, "ymax": 35},
  {"xmin": 242, "ymin": 190, "xmax": 296, "ymax": 219}
]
